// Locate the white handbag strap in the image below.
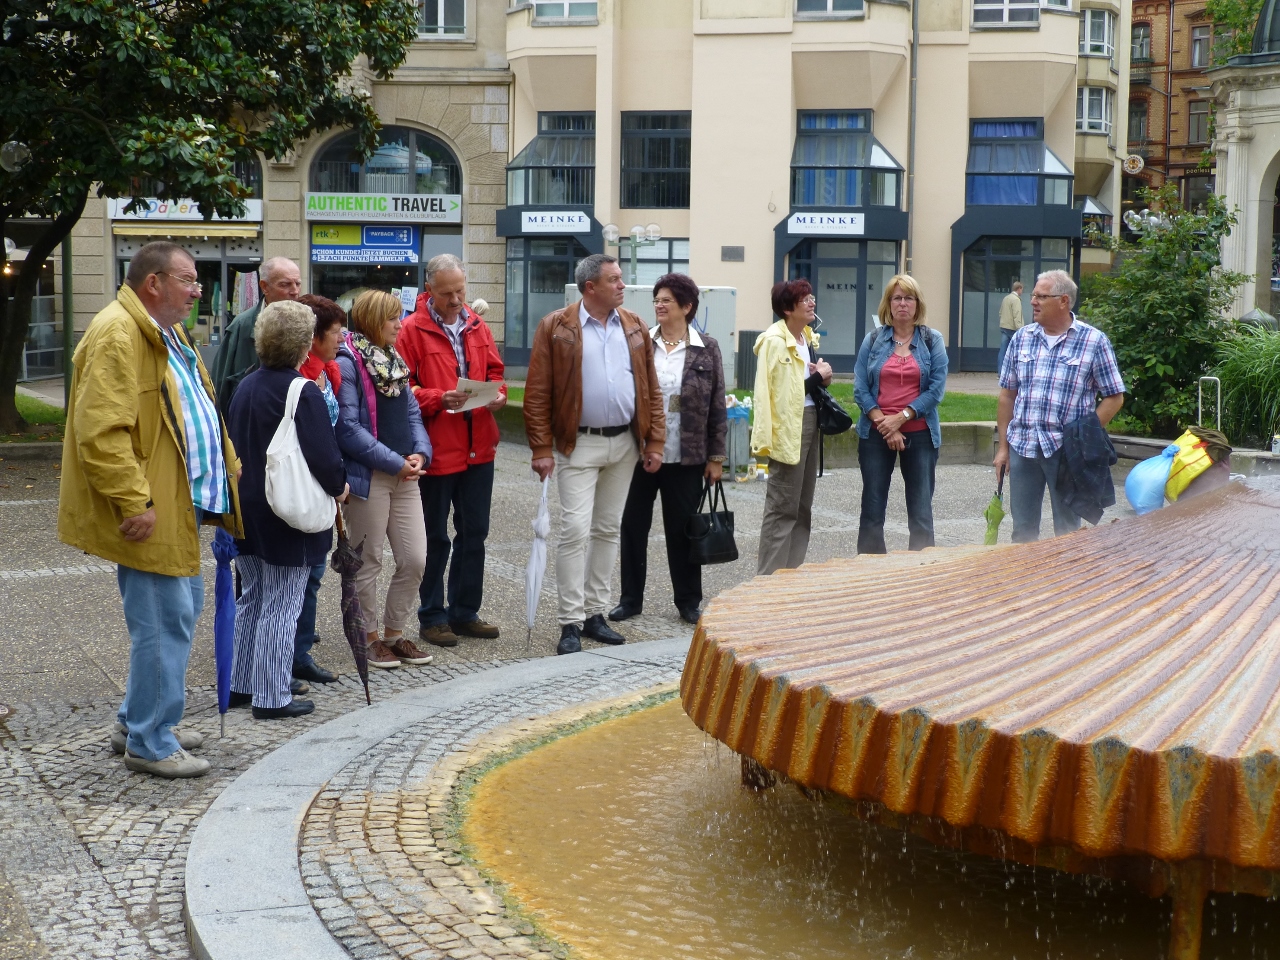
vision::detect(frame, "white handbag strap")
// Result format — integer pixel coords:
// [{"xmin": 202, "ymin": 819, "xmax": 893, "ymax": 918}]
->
[{"xmin": 284, "ymin": 375, "xmax": 307, "ymax": 421}]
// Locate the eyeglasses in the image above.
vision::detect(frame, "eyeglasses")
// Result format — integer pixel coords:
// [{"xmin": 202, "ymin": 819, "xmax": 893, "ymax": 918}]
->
[
  {"xmin": 1030, "ymin": 293, "xmax": 1064, "ymax": 301},
  {"xmin": 801, "ymin": 295, "xmax": 817, "ymax": 306},
  {"xmin": 653, "ymin": 298, "xmax": 678, "ymax": 307},
  {"xmin": 158, "ymin": 271, "xmax": 202, "ymax": 293},
  {"xmin": 890, "ymin": 295, "xmax": 917, "ymax": 303}
]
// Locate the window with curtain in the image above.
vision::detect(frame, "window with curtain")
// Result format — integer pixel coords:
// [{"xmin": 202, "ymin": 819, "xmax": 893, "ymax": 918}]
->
[
  {"xmin": 420, "ymin": 0, "xmax": 464, "ymax": 34},
  {"xmin": 1132, "ymin": 22, "xmax": 1151, "ymax": 59},
  {"xmin": 1079, "ymin": 9, "xmax": 1115, "ymax": 57},
  {"xmin": 1128, "ymin": 99, "xmax": 1148, "ymax": 142},
  {"xmin": 965, "ymin": 119, "xmax": 1073, "ymax": 206},
  {"xmin": 790, "ymin": 111, "xmax": 902, "ymax": 208},
  {"xmin": 532, "ymin": 1, "xmax": 597, "ymax": 19},
  {"xmin": 972, "ymin": 0, "xmax": 1041, "ymax": 24},
  {"xmin": 621, "ymin": 112, "xmax": 691, "ymax": 208},
  {"xmin": 1191, "ymin": 25, "xmax": 1211, "ymax": 66},
  {"xmin": 1076, "ymin": 87, "xmax": 1114, "ymax": 134},
  {"xmin": 796, "ymin": 0, "xmax": 863, "ymax": 13},
  {"xmin": 506, "ymin": 112, "xmax": 595, "ymax": 206},
  {"xmin": 1188, "ymin": 101, "xmax": 1211, "ymax": 143}
]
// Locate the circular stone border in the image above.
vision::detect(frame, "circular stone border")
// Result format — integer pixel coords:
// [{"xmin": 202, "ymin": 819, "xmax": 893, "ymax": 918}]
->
[{"xmin": 183, "ymin": 638, "xmax": 690, "ymax": 960}]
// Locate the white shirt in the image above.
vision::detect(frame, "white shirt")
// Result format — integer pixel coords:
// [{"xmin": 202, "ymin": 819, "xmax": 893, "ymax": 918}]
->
[
  {"xmin": 579, "ymin": 302, "xmax": 636, "ymax": 429},
  {"xmin": 650, "ymin": 324, "xmax": 705, "ymax": 464},
  {"xmin": 796, "ymin": 334, "xmax": 816, "ymax": 408}
]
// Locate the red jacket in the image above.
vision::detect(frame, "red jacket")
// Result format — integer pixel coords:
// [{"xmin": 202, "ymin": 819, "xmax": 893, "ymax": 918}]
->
[{"xmin": 398, "ymin": 293, "xmax": 506, "ymax": 476}]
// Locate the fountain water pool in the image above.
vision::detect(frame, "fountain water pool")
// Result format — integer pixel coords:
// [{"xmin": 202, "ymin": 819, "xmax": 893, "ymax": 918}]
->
[{"xmin": 463, "ymin": 697, "xmax": 1278, "ymax": 959}]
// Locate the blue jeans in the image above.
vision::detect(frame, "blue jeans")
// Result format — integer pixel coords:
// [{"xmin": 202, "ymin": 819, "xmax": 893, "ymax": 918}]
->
[
  {"xmin": 1009, "ymin": 447, "xmax": 1080, "ymax": 543},
  {"xmin": 116, "ymin": 553, "xmax": 205, "ymax": 761},
  {"xmin": 292, "ymin": 561, "xmax": 327, "ymax": 669},
  {"xmin": 857, "ymin": 428, "xmax": 938, "ymax": 554},
  {"xmin": 997, "ymin": 328, "xmax": 1016, "ymax": 377},
  {"xmin": 418, "ymin": 461, "xmax": 495, "ymax": 627}
]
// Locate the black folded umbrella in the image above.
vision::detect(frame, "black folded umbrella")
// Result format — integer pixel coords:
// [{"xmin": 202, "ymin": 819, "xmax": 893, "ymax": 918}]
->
[{"xmin": 329, "ymin": 506, "xmax": 371, "ymax": 705}]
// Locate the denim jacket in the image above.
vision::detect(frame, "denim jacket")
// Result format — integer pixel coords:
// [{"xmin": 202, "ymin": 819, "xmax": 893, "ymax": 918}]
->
[{"xmin": 853, "ymin": 324, "xmax": 948, "ymax": 448}]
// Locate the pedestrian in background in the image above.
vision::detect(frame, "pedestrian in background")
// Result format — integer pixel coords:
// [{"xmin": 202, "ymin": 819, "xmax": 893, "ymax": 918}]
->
[
  {"xmin": 994, "ymin": 270, "xmax": 1125, "ymax": 542},
  {"xmin": 287, "ymin": 293, "xmax": 348, "ymax": 685},
  {"xmin": 751, "ymin": 278, "xmax": 831, "ymax": 576},
  {"xmin": 611, "ymin": 273, "xmax": 726, "ymax": 625},
  {"xmin": 997, "ymin": 280, "xmax": 1024, "ymax": 376},
  {"xmin": 210, "ymin": 256, "xmax": 302, "ymax": 402},
  {"xmin": 523, "ymin": 253, "xmax": 666, "ymax": 655},
  {"xmin": 335, "ymin": 289, "xmax": 435, "ymax": 669},
  {"xmin": 398, "ymin": 254, "xmax": 507, "ymax": 649},
  {"xmin": 59, "ymin": 240, "xmax": 243, "ymax": 778},
  {"xmin": 853, "ymin": 274, "xmax": 948, "ymax": 554},
  {"xmin": 227, "ymin": 301, "xmax": 348, "ymax": 720}
]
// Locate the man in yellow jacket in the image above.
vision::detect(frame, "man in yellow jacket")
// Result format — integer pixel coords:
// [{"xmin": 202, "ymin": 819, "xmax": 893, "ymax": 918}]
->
[{"xmin": 59, "ymin": 241, "xmax": 243, "ymax": 779}]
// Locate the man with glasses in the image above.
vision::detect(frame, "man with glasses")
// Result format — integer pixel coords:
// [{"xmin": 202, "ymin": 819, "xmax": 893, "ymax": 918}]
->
[
  {"xmin": 210, "ymin": 256, "xmax": 302, "ymax": 401},
  {"xmin": 59, "ymin": 241, "xmax": 244, "ymax": 778},
  {"xmin": 993, "ymin": 270, "xmax": 1125, "ymax": 542}
]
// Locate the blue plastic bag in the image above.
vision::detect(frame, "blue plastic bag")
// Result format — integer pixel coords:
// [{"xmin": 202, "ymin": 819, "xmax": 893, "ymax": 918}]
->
[{"xmin": 1124, "ymin": 444, "xmax": 1178, "ymax": 515}]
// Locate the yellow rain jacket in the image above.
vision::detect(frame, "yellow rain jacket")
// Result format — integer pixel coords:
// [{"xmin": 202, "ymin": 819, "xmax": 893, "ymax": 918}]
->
[
  {"xmin": 58, "ymin": 285, "xmax": 243, "ymax": 577},
  {"xmin": 750, "ymin": 320, "xmax": 821, "ymax": 466}
]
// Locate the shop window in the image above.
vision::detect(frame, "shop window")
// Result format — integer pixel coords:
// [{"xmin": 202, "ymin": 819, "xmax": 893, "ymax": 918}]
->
[
  {"xmin": 1184, "ymin": 174, "xmax": 1214, "ymax": 210},
  {"xmin": 616, "ymin": 239, "xmax": 690, "ymax": 287},
  {"xmin": 966, "ymin": 119, "xmax": 1074, "ymax": 206},
  {"xmin": 1192, "ymin": 25, "xmax": 1211, "ymax": 66},
  {"xmin": 796, "ymin": 0, "xmax": 863, "ymax": 15},
  {"xmin": 1129, "ymin": 99, "xmax": 1149, "ymax": 142},
  {"xmin": 1076, "ymin": 196, "xmax": 1113, "ymax": 245},
  {"xmin": 1188, "ymin": 100, "xmax": 1211, "ymax": 143},
  {"xmin": 532, "ymin": 1, "xmax": 597, "ymax": 20},
  {"xmin": 311, "ymin": 126, "xmax": 461, "ymax": 195},
  {"xmin": 1132, "ymin": 22, "xmax": 1151, "ymax": 59},
  {"xmin": 788, "ymin": 239, "xmax": 899, "ymax": 361},
  {"xmin": 420, "ymin": 0, "xmax": 464, "ymax": 34},
  {"xmin": 961, "ymin": 237, "xmax": 1072, "ymax": 368},
  {"xmin": 1076, "ymin": 87, "xmax": 1113, "ymax": 135},
  {"xmin": 620, "ymin": 112, "xmax": 691, "ymax": 209},
  {"xmin": 504, "ymin": 237, "xmax": 591, "ymax": 360},
  {"xmin": 507, "ymin": 113, "xmax": 595, "ymax": 206},
  {"xmin": 1079, "ymin": 9, "xmax": 1115, "ymax": 58},
  {"xmin": 790, "ymin": 111, "xmax": 902, "ymax": 209}
]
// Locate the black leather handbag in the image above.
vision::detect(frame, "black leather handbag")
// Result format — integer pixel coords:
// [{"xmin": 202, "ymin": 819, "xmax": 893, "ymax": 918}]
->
[
  {"xmin": 686, "ymin": 479, "xmax": 739, "ymax": 566},
  {"xmin": 813, "ymin": 386, "xmax": 854, "ymax": 436}
]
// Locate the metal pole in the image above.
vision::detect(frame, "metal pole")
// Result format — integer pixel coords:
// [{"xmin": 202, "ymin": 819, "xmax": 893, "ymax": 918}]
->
[
  {"xmin": 630, "ymin": 239, "xmax": 639, "ymax": 285},
  {"xmin": 61, "ymin": 234, "xmax": 73, "ymax": 408},
  {"xmin": 905, "ymin": 0, "xmax": 920, "ymax": 273}
]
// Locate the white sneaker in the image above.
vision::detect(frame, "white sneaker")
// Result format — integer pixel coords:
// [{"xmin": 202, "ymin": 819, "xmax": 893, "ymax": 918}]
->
[
  {"xmin": 110, "ymin": 721, "xmax": 205, "ymax": 755},
  {"xmin": 123, "ymin": 748, "xmax": 211, "ymax": 779}
]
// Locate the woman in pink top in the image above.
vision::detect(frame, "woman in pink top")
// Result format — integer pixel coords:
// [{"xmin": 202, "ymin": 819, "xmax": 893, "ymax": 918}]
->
[{"xmin": 852, "ymin": 274, "xmax": 949, "ymax": 553}]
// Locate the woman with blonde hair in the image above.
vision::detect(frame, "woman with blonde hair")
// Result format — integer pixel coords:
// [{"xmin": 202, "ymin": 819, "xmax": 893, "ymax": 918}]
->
[
  {"xmin": 335, "ymin": 290, "xmax": 434, "ymax": 669},
  {"xmin": 853, "ymin": 274, "xmax": 948, "ymax": 553}
]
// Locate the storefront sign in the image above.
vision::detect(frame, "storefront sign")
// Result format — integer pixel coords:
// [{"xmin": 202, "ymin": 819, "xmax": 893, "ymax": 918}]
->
[
  {"xmin": 310, "ymin": 224, "xmax": 421, "ymax": 264},
  {"xmin": 304, "ymin": 193, "xmax": 461, "ymax": 223},
  {"xmin": 521, "ymin": 211, "xmax": 591, "ymax": 233},
  {"xmin": 109, "ymin": 198, "xmax": 263, "ymax": 222},
  {"xmin": 787, "ymin": 212, "xmax": 865, "ymax": 236}
]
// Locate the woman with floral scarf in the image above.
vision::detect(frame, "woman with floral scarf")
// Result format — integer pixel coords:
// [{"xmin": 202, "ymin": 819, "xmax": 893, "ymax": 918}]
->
[{"xmin": 334, "ymin": 290, "xmax": 435, "ymax": 669}]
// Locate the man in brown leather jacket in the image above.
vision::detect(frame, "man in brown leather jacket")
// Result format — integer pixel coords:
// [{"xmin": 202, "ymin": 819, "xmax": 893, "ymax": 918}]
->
[{"xmin": 524, "ymin": 254, "xmax": 665, "ymax": 654}]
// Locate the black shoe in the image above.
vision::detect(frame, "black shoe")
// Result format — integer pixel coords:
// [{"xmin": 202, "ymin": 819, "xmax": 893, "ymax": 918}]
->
[
  {"xmin": 608, "ymin": 603, "xmax": 641, "ymax": 622},
  {"xmin": 228, "ymin": 692, "xmax": 252, "ymax": 709},
  {"xmin": 678, "ymin": 605, "xmax": 702, "ymax": 625},
  {"xmin": 290, "ymin": 678, "xmax": 310, "ymax": 696},
  {"xmin": 557, "ymin": 624, "xmax": 582, "ymax": 655},
  {"xmin": 583, "ymin": 614, "xmax": 626, "ymax": 646},
  {"xmin": 293, "ymin": 661, "xmax": 338, "ymax": 684},
  {"xmin": 252, "ymin": 699, "xmax": 315, "ymax": 720}
]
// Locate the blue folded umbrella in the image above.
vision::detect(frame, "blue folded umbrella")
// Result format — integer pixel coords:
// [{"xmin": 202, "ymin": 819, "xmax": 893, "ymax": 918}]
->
[{"xmin": 211, "ymin": 528, "xmax": 238, "ymax": 736}]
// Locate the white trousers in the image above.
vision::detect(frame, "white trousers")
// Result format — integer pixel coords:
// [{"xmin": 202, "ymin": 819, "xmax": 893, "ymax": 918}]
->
[{"xmin": 554, "ymin": 432, "xmax": 638, "ymax": 626}]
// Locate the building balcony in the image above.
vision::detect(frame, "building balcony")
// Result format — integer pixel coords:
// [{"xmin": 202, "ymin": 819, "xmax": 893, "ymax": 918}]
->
[{"xmin": 1131, "ymin": 57, "xmax": 1154, "ymax": 85}]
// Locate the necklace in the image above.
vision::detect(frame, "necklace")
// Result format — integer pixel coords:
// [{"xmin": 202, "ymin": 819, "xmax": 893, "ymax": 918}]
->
[
  {"xmin": 660, "ymin": 329, "xmax": 687, "ymax": 348},
  {"xmin": 893, "ymin": 336, "xmax": 911, "ymax": 346}
]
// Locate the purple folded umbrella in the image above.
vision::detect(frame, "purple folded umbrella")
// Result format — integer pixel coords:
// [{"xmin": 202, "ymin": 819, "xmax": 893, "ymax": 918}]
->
[
  {"xmin": 210, "ymin": 528, "xmax": 238, "ymax": 737},
  {"xmin": 330, "ymin": 507, "xmax": 371, "ymax": 705}
]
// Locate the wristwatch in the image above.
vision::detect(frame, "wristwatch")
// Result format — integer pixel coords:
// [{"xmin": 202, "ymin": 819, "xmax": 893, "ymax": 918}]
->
[{"xmin": 902, "ymin": 407, "xmax": 914, "ymax": 420}]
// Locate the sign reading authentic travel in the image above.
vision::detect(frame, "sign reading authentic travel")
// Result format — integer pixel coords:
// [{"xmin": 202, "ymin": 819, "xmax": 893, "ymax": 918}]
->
[
  {"xmin": 109, "ymin": 198, "xmax": 264, "ymax": 222},
  {"xmin": 787, "ymin": 212, "xmax": 865, "ymax": 236},
  {"xmin": 310, "ymin": 224, "xmax": 421, "ymax": 264},
  {"xmin": 521, "ymin": 211, "xmax": 591, "ymax": 233},
  {"xmin": 304, "ymin": 192, "xmax": 461, "ymax": 223}
]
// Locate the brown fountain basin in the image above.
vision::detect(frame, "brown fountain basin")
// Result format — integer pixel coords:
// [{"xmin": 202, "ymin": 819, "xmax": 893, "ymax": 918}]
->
[{"xmin": 680, "ymin": 482, "xmax": 1280, "ymax": 958}]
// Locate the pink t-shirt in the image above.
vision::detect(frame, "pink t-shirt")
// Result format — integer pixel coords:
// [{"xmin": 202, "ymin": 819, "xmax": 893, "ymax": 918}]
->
[{"xmin": 877, "ymin": 353, "xmax": 927, "ymax": 432}]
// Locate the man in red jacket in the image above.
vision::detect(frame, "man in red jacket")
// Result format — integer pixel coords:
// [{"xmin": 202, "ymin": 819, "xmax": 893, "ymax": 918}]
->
[{"xmin": 398, "ymin": 254, "xmax": 508, "ymax": 648}]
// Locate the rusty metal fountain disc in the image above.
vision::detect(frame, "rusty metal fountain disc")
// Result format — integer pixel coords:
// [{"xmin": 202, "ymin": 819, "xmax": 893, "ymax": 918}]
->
[{"xmin": 681, "ymin": 482, "xmax": 1280, "ymax": 959}]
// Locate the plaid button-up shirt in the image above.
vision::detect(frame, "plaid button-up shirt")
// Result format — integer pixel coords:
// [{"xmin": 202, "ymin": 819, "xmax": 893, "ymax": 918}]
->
[
  {"xmin": 999, "ymin": 317, "xmax": 1125, "ymax": 459},
  {"xmin": 428, "ymin": 299, "xmax": 467, "ymax": 380}
]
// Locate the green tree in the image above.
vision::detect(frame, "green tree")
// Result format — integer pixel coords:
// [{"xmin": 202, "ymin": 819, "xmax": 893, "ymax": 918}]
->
[
  {"xmin": 1079, "ymin": 184, "xmax": 1249, "ymax": 438},
  {"xmin": 0, "ymin": 0, "xmax": 417, "ymax": 433},
  {"xmin": 1204, "ymin": 0, "xmax": 1263, "ymax": 62}
]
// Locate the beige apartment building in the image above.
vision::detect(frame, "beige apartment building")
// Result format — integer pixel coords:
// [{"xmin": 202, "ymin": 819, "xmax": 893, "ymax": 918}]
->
[{"xmin": 16, "ymin": 0, "xmax": 1129, "ymax": 379}]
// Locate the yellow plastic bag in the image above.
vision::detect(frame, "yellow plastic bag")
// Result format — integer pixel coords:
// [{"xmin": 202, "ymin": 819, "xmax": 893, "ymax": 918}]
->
[{"xmin": 1165, "ymin": 430, "xmax": 1214, "ymax": 502}]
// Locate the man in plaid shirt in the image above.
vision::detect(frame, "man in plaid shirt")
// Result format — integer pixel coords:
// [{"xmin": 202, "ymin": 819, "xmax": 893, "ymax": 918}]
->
[{"xmin": 994, "ymin": 269, "xmax": 1125, "ymax": 542}]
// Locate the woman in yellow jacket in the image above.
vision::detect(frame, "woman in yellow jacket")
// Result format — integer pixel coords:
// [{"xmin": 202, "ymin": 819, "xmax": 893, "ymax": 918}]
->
[{"xmin": 751, "ymin": 278, "xmax": 832, "ymax": 575}]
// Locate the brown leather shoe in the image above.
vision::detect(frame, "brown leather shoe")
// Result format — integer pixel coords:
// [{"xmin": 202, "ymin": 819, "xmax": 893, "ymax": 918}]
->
[
  {"xmin": 449, "ymin": 619, "xmax": 500, "ymax": 639},
  {"xmin": 419, "ymin": 623, "xmax": 459, "ymax": 648},
  {"xmin": 389, "ymin": 636, "xmax": 434, "ymax": 665},
  {"xmin": 367, "ymin": 639, "xmax": 402, "ymax": 670}
]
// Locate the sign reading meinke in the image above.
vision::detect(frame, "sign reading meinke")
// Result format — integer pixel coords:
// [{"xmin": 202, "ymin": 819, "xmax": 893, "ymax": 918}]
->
[
  {"xmin": 787, "ymin": 212, "xmax": 865, "ymax": 236},
  {"xmin": 521, "ymin": 211, "xmax": 591, "ymax": 233},
  {"xmin": 305, "ymin": 192, "xmax": 461, "ymax": 223}
]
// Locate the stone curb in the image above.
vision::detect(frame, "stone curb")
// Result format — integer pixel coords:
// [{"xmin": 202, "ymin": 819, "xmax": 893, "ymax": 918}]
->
[
  {"xmin": 0, "ymin": 441, "xmax": 61, "ymax": 460},
  {"xmin": 183, "ymin": 638, "xmax": 691, "ymax": 960}
]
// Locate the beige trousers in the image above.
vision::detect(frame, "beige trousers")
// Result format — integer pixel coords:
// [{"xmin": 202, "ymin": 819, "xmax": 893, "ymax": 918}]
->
[
  {"xmin": 757, "ymin": 407, "xmax": 820, "ymax": 576},
  {"xmin": 343, "ymin": 470, "xmax": 427, "ymax": 634},
  {"xmin": 553, "ymin": 432, "xmax": 639, "ymax": 626}
]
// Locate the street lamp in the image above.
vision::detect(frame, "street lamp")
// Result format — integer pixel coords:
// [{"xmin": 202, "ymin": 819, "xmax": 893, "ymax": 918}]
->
[
  {"xmin": 601, "ymin": 221, "xmax": 662, "ymax": 284},
  {"xmin": 0, "ymin": 140, "xmax": 31, "ymax": 173}
]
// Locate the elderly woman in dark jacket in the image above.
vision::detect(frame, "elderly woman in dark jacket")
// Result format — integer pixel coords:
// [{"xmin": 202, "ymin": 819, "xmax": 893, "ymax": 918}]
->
[
  {"xmin": 609, "ymin": 273, "xmax": 727, "ymax": 625},
  {"xmin": 228, "ymin": 300, "xmax": 348, "ymax": 720}
]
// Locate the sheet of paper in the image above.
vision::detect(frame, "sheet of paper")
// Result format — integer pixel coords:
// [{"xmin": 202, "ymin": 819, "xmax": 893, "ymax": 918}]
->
[{"xmin": 452, "ymin": 377, "xmax": 501, "ymax": 412}]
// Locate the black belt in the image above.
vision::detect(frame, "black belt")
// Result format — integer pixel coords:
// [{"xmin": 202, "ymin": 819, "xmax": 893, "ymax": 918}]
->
[{"xmin": 579, "ymin": 424, "xmax": 629, "ymax": 437}]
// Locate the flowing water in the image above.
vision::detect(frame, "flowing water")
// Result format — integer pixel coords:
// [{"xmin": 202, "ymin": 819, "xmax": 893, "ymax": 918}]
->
[{"xmin": 464, "ymin": 699, "xmax": 1280, "ymax": 960}]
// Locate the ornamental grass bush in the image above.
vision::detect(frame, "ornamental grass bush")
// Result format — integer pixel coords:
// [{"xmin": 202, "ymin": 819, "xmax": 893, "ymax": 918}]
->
[{"xmin": 1214, "ymin": 325, "xmax": 1280, "ymax": 448}]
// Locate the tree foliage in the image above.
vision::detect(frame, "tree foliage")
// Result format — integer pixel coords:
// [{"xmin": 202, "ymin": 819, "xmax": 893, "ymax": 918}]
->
[
  {"xmin": 1079, "ymin": 184, "xmax": 1249, "ymax": 439},
  {"xmin": 1205, "ymin": 0, "xmax": 1264, "ymax": 62},
  {"xmin": 0, "ymin": 0, "xmax": 418, "ymax": 432}
]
